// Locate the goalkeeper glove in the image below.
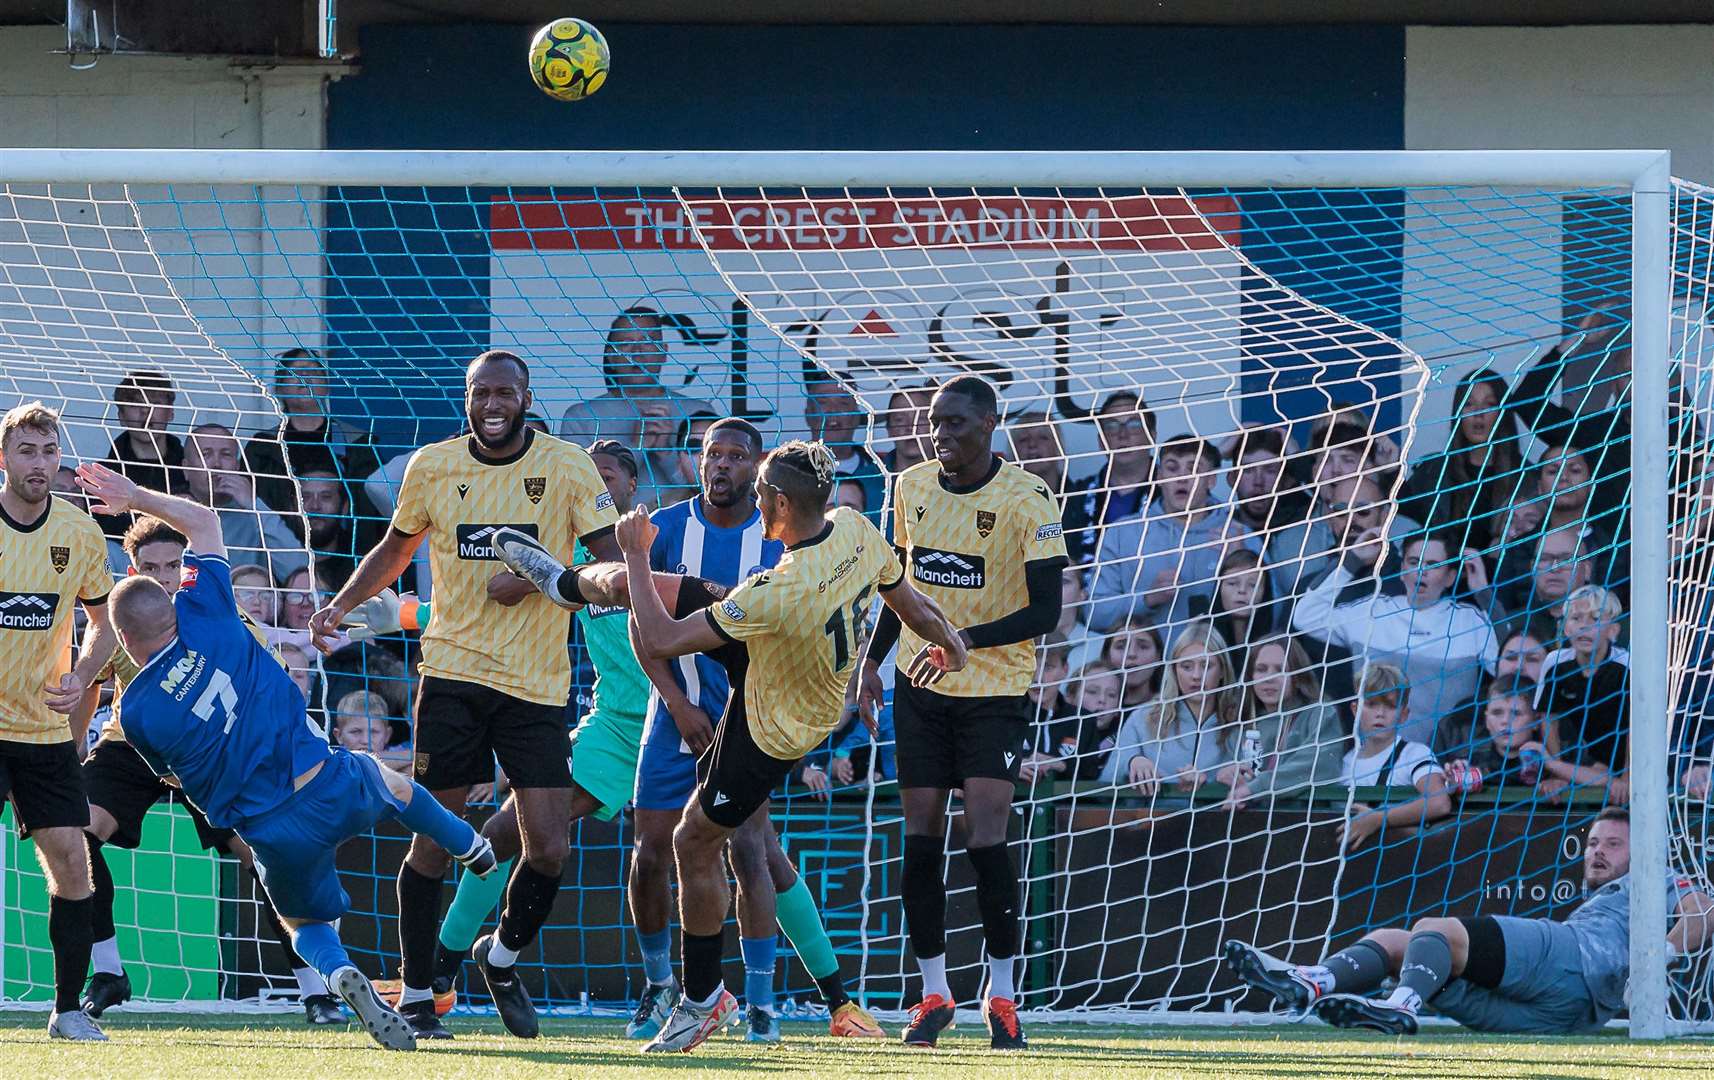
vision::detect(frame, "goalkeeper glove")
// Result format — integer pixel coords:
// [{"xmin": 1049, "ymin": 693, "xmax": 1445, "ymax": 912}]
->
[{"xmin": 342, "ymin": 588, "xmax": 411, "ymax": 641}]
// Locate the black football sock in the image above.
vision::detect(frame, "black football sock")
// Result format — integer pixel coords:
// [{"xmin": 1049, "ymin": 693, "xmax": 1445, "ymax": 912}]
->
[
  {"xmin": 1322, "ymin": 938, "xmax": 1392, "ymax": 994},
  {"xmin": 1395, "ymin": 931, "xmax": 1454, "ymax": 1009},
  {"xmin": 901, "ymin": 833, "xmax": 948, "ymax": 959},
  {"xmin": 813, "ymin": 971, "xmax": 850, "ymax": 1010},
  {"xmin": 682, "ymin": 930, "xmax": 725, "ymax": 1005},
  {"xmin": 87, "ymin": 837, "xmax": 116, "ymax": 944},
  {"xmin": 494, "ymin": 863, "xmax": 563, "ymax": 961},
  {"xmin": 434, "ymin": 939, "xmax": 466, "ymax": 985},
  {"xmin": 552, "ymin": 568, "xmax": 586, "ymax": 606},
  {"xmin": 49, "ymin": 894, "xmax": 95, "ymax": 1014},
  {"xmin": 397, "ymin": 864, "xmax": 444, "ymax": 992},
  {"xmin": 965, "ymin": 842, "xmax": 1020, "ymax": 960}
]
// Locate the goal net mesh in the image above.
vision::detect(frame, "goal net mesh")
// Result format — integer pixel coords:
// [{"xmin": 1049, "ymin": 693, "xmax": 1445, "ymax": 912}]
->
[{"xmin": 1, "ymin": 170, "xmax": 1709, "ymax": 1025}]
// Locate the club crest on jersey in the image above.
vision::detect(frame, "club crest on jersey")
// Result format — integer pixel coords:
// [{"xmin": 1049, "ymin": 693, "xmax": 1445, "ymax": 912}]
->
[
  {"xmin": 455, "ymin": 522, "xmax": 541, "ymax": 560},
  {"xmin": 524, "ymin": 476, "xmax": 546, "ymax": 504},
  {"xmin": 0, "ymin": 591, "xmax": 58, "ymax": 630},
  {"xmin": 50, "ymin": 545, "xmax": 69, "ymax": 573},
  {"xmin": 975, "ymin": 510, "xmax": 996, "ymax": 538},
  {"xmin": 456, "ymin": 483, "xmax": 470, "ymax": 500},
  {"xmin": 912, "ymin": 548, "xmax": 986, "ymax": 589}
]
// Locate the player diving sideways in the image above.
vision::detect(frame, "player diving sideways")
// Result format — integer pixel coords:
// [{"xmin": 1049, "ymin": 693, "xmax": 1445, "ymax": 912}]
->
[
  {"xmin": 77, "ymin": 462, "xmax": 499, "ymax": 1052},
  {"xmin": 1226, "ymin": 807, "xmax": 1714, "ymax": 1034},
  {"xmin": 496, "ymin": 439, "xmax": 969, "ymax": 1052}
]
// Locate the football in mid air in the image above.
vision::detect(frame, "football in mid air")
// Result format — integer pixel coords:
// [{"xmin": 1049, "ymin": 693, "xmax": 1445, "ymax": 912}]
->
[{"xmin": 527, "ymin": 18, "xmax": 609, "ymax": 102}]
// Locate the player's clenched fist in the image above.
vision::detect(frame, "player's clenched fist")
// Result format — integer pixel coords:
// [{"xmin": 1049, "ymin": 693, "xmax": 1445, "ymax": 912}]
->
[
  {"xmin": 615, "ymin": 507, "xmax": 658, "ymax": 555},
  {"xmin": 307, "ymin": 603, "xmax": 348, "ymax": 656}
]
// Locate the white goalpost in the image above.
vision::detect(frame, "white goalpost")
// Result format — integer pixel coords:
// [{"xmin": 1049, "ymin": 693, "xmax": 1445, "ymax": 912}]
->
[{"xmin": 0, "ymin": 148, "xmax": 1696, "ymax": 1036}]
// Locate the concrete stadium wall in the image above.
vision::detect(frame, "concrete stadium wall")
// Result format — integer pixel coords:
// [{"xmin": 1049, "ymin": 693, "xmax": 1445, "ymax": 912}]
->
[
  {"xmin": 2, "ymin": 21, "xmax": 1712, "ymax": 458},
  {"xmin": 0, "ymin": 26, "xmax": 338, "ymax": 454}
]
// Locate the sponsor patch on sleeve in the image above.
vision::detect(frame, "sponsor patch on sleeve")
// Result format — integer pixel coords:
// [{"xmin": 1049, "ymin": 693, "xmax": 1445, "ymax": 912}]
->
[
  {"xmin": 1035, "ymin": 522, "xmax": 1064, "ymax": 541},
  {"xmin": 595, "ymin": 491, "xmax": 615, "ymax": 511},
  {"xmin": 720, "ymin": 599, "xmax": 746, "ymax": 621}
]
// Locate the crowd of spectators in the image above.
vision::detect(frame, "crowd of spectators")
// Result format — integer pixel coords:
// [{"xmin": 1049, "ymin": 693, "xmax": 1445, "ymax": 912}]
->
[{"xmin": 26, "ymin": 297, "xmax": 1714, "ymax": 845}]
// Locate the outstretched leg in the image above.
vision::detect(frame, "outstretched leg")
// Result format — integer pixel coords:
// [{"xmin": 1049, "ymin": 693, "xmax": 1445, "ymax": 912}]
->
[
  {"xmin": 285, "ymin": 917, "xmax": 414, "ymax": 1052},
  {"xmin": 760, "ymin": 820, "xmax": 884, "ymax": 1037},
  {"xmin": 1227, "ymin": 927, "xmax": 1407, "ymax": 1012}
]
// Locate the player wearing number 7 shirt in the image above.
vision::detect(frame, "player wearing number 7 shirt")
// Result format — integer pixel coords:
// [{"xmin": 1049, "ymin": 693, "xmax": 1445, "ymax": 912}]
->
[
  {"xmin": 617, "ymin": 440, "xmax": 969, "ymax": 1054},
  {"xmin": 79, "ymin": 462, "xmax": 497, "ymax": 1053}
]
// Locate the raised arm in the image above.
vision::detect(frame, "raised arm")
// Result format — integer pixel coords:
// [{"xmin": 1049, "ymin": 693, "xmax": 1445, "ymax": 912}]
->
[
  {"xmin": 615, "ymin": 509, "xmax": 725, "ymax": 660},
  {"xmin": 76, "ymin": 461, "xmax": 222, "ymax": 557},
  {"xmin": 1290, "ymin": 528, "xmax": 1385, "ymax": 646}
]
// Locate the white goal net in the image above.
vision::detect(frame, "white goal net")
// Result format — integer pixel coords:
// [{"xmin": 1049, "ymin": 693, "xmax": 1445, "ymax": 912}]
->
[{"xmin": 0, "ymin": 150, "xmax": 1706, "ymax": 1033}]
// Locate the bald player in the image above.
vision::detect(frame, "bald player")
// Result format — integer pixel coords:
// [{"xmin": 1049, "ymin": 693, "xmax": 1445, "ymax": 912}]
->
[{"xmin": 80, "ymin": 461, "xmax": 496, "ymax": 1052}]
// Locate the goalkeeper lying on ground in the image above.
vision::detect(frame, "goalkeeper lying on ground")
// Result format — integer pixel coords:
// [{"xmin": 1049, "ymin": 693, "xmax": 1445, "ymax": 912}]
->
[{"xmin": 1225, "ymin": 807, "xmax": 1712, "ymax": 1034}]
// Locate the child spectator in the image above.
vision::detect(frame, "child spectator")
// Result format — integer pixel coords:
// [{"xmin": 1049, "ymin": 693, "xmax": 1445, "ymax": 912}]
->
[
  {"xmin": 1056, "ymin": 566, "xmax": 1102, "ymax": 672},
  {"xmin": 1102, "ymin": 621, "xmax": 1241, "ymax": 794},
  {"xmin": 332, "ymin": 690, "xmax": 392, "ymax": 751},
  {"xmin": 229, "ymin": 564, "xmax": 278, "ymax": 627},
  {"xmin": 1444, "ymin": 677, "xmax": 1545, "ymax": 790},
  {"xmin": 1435, "ymin": 628, "xmax": 1548, "ymax": 758},
  {"xmin": 1338, "ymin": 662, "xmax": 1452, "ymax": 850},
  {"xmin": 1103, "ymin": 619, "xmax": 1164, "ymax": 714},
  {"xmin": 1184, "ymin": 546, "xmax": 1278, "ymax": 679},
  {"xmin": 1219, "ymin": 635, "xmax": 1344, "ymax": 808},
  {"xmin": 1293, "ymin": 530, "xmax": 1497, "ymax": 746},
  {"xmin": 279, "ymin": 567, "xmax": 317, "ymax": 630},
  {"xmin": 1537, "ymin": 584, "xmax": 1629, "ymax": 800},
  {"xmin": 1022, "ymin": 636, "xmax": 1079, "ymax": 782},
  {"xmin": 1066, "ymin": 662, "xmax": 1127, "ymax": 781}
]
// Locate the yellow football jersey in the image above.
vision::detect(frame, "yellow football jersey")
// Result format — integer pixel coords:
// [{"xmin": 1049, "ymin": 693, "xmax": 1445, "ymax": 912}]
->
[
  {"xmin": 391, "ymin": 429, "xmax": 618, "ymax": 705},
  {"xmin": 0, "ymin": 495, "xmax": 113, "ymax": 744},
  {"xmin": 708, "ymin": 507, "xmax": 904, "ymax": 761},
  {"xmin": 892, "ymin": 456, "xmax": 1068, "ymax": 697},
  {"xmin": 99, "ymin": 605, "xmax": 275, "ymax": 740}
]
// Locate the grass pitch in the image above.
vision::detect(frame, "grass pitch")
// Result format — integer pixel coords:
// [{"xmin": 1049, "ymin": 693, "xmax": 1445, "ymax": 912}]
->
[{"xmin": 0, "ymin": 1012, "xmax": 1707, "ymax": 1079}]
